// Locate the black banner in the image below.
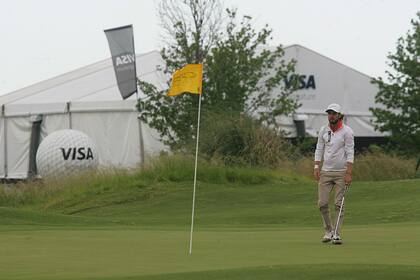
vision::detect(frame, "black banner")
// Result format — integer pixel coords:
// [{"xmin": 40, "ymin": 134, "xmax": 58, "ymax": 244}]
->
[{"xmin": 104, "ymin": 25, "xmax": 137, "ymax": 99}]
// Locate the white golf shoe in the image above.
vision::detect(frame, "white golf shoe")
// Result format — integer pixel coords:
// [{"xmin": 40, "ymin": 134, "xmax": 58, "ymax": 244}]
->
[
  {"xmin": 321, "ymin": 231, "xmax": 333, "ymax": 243},
  {"xmin": 332, "ymin": 234, "xmax": 343, "ymax": 245}
]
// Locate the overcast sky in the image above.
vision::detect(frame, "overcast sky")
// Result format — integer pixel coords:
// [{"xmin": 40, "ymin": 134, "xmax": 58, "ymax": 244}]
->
[{"xmin": 0, "ymin": 0, "xmax": 419, "ymax": 96}]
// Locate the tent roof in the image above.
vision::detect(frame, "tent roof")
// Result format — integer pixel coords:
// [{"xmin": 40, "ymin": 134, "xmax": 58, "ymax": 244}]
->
[
  {"xmin": 278, "ymin": 44, "xmax": 379, "ymax": 117},
  {"xmin": 1, "ymin": 45, "xmax": 379, "ymax": 118},
  {"xmin": 285, "ymin": 44, "xmax": 373, "ymax": 79},
  {"xmin": 0, "ymin": 50, "xmax": 167, "ymax": 115}
]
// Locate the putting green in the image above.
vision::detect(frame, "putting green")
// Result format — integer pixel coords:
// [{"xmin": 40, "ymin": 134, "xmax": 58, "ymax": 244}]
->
[{"xmin": 1, "ymin": 223, "xmax": 419, "ymax": 280}]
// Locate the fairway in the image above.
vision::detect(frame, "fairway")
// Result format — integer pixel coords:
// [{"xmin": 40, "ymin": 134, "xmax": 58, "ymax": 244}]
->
[{"xmin": 1, "ymin": 173, "xmax": 419, "ymax": 279}]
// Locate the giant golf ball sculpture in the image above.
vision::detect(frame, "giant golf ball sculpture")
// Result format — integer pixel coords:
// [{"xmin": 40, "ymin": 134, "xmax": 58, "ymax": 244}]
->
[{"xmin": 36, "ymin": 129, "xmax": 99, "ymax": 179}]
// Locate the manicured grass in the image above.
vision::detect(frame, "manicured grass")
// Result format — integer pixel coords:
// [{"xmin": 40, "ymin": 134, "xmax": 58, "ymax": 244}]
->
[
  {"xmin": 0, "ymin": 224, "xmax": 419, "ymax": 280},
  {"xmin": 1, "ymin": 158, "xmax": 419, "ymax": 280}
]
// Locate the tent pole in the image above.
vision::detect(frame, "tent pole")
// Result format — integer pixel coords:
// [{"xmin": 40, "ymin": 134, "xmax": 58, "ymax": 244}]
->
[
  {"xmin": 137, "ymin": 116, "xmax": 145, "ymax": 165},
  {"xmin": 28, "ymin": 115, "xmax": 43, "ymax": 179},
  {"xmin": 67, "ymin": 102, "xmax": 72, "ymax": 129},
  {"xmin": 2, "ymin": 105, "xmax": 8, "ymax": 178}
]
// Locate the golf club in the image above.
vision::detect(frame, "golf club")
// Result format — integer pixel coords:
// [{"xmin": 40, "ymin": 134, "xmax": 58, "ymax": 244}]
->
[{"xmin": 332, "ymin": 185, "xmax": 348, "ymax": 244}]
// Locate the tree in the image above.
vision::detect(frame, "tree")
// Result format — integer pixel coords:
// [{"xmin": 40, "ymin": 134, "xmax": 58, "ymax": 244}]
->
[
  {"xmin": 138, "ymin": 0, "xmax": 299, "ymax": 149},
  {"xmin": 138, "ymin": 0, "xmax": 223, "ymax": 148},
  {"xmin": 157, "ymin": 0, "xmax": 223, "ymax": 69},
  {"xmin": 370, "ymin": 12, "xmax": 420, "ymax": 155},
  {"xmin": 204, "ymin": 9, "xmax": 298, "ymax": 125}
]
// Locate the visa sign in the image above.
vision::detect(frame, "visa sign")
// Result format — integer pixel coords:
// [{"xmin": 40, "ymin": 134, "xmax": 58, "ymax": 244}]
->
[
  {"xmin": 115, "ymin": 54, "xmax": 135, "ymax": 67},
  {"xmin": 285, "ymin": 74, "xmax": 316, "ymax": 90},
  {"xmin": 60, "ymin": 147, "xmax": 94, "ymax": 161}
]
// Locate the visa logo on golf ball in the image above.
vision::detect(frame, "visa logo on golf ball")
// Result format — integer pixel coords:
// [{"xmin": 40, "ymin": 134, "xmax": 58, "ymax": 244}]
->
[
  {"xmin": 36, "ymin": 129, "xmax": 99, "ymax": 179},
  {"xmin": 60, "ymin": 147, "xmax": 94, "ymax": 160}
]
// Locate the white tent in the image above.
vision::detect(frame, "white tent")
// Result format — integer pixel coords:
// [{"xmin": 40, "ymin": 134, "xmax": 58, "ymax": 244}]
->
[
  {"xmin": 275, "ymin": 44, "xmax": 382, "ymax": 137},
  {"xmin": 0, "ymin": 51, "xmax": 167, "ymax": 180},
  {"xmin": 1, "ymin": 45, "xmax": 383, "ymax": 180}
]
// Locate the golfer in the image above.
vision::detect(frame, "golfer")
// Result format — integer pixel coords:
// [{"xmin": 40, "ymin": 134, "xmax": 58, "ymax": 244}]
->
[{"xmin": 314, "ymin": 103, "xmax": 354, "ymax": 244}]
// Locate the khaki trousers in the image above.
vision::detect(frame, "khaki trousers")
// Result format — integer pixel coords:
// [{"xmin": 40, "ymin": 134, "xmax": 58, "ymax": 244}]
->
[{"xmin": 318, "ymin": 170, "xmax": 347, "ymax": 234}]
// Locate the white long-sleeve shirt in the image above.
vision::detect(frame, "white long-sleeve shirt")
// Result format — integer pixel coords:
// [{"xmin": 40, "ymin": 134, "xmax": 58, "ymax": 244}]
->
[{"xmin": 314, "ymin": 124, "xmax": 354, "ymax": 171}]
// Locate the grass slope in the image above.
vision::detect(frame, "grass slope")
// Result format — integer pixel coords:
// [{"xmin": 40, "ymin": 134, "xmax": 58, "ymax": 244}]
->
[{"xmin": 2, "ymin": 177, "xmax": 419, "ymax": 228}]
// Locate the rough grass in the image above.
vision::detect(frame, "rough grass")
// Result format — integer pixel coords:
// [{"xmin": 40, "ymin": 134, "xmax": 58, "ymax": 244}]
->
[
  {"xmin": 1, "ymin": 152, "xmax": 415, "ymax": 209},
  {"xmin": 0, "ymin": 155, "xmax": 299, "ymax": 210},
  {"xmin": 0, "ymin": 155, "xmax": 419, "ymax": 228},
  {"xmin": 292, "ymin": 152, "xmax": 417, "ymax": 181}
]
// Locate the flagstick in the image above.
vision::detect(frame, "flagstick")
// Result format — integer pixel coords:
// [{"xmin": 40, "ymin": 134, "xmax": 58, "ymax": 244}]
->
[{"xmin": 189, "ymin": 93, "xmax": 202, "ymax": 255}]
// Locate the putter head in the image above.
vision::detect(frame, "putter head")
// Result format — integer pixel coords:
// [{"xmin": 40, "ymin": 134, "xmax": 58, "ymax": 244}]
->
[{"xmin": 332, "ymin": 235, "xmax": 342, "ymax": 245}]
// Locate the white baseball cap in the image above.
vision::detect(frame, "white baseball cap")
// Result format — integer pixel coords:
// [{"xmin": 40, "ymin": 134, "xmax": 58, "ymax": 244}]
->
[{"xmin": 325, "ymin": 103, "xmax": 342, "ymax": 113}]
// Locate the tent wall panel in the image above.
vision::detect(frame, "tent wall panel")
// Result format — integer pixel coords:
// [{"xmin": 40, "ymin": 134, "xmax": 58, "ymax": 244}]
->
[
  {"xmin": 71, "ymin": 111, "xmax": 141, "ymax": 168},
  {"xmin": 40, "ymin": 114, "xmax": 72, "ymax": 138},
  {"xmin": 6, "ymin": 117, "xmax": 32, "ymax": 178},
  {"xmin": 141, "ymin": 122, "xmax": 168, "ymax": 160},
  {"xmin": 0, "ymin": 117, "xmax": 5, "ymax": 178}
]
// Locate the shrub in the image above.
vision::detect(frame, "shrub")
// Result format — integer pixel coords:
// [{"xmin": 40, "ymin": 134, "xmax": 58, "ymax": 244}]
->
[{"xmin": 197, "ymin": 112, "xmax": 293, "ymax": 167}]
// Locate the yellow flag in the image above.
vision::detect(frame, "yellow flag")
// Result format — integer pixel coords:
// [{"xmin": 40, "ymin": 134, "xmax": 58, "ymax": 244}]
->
[{"xmin": 167, "ymin": 64, "xmax": 203, "ymax": 96}]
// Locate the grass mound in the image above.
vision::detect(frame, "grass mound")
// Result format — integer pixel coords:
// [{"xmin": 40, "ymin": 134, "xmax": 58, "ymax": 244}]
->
[{"xmin": 0, "ymin": 155, "xmax": 419, "ymax": 228}]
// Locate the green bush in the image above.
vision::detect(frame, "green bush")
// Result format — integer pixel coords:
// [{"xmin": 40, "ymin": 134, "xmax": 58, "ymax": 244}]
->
[{"xmin": 197, "ymin": 112, "xmax": 293, "ymax": 167}]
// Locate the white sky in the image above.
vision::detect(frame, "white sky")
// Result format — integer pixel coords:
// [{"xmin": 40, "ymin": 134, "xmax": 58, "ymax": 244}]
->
[{"xmin": 0, "ymin": 0, "xmax": 419, "ymax": 95}]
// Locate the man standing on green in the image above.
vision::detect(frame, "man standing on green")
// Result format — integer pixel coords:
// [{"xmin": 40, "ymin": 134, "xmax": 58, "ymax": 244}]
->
[{"xmin": 314, "ymin": 103, "xmax": 354, "ymax": 244}]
